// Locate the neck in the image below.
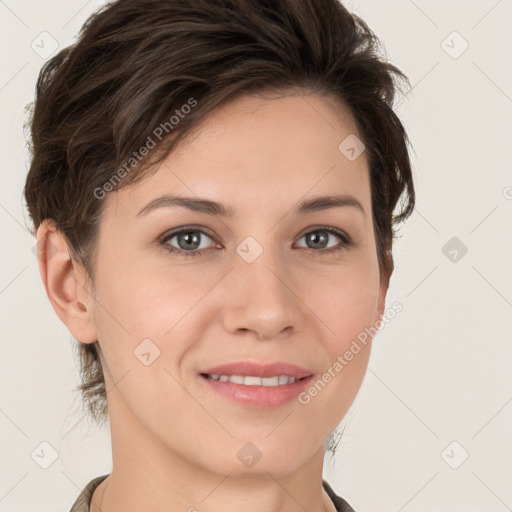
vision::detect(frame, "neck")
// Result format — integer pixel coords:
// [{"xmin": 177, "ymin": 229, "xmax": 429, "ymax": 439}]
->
[{"xmin": 90, "ymin": 397, "xmax": 337, "ymax": 512}]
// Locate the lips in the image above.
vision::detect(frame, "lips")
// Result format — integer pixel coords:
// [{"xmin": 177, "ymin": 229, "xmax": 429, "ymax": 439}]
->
[
  {"xmin": 198, "ymin": 363, "xmax": 315, "ymax": 409},
  {"xmin": 199, "ymin": 361, "xmax": 313, "ymax": 379}
]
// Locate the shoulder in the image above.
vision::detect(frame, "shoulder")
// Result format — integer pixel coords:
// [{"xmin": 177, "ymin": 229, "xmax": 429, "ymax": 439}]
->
[
  {"xmin": 69, "ymin": 474, "xmax": 109, "ymax": 512},
  {"xmin": 322, "ymin": 479, "xmax": 357, "ymax": 512}
]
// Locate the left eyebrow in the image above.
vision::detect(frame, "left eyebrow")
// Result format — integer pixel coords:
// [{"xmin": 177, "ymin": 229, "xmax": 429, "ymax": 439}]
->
[{"xmin": 136, "ymin": 193, "xmax": 365, "ymax": 218}]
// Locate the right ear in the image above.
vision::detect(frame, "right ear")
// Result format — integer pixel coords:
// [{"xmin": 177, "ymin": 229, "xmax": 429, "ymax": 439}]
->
[{"xmin": 35, "ymin": 219, "xmax": 98, "ymax": 344}]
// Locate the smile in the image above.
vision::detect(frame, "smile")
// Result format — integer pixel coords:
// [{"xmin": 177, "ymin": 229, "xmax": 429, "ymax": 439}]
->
[
  {"xmin": 203, "ymin": 374, "xmax": 308, "ymax": 386},
  {"xmin": 199, "ymin": 373, "xmax": 315, "ymax": 409}
]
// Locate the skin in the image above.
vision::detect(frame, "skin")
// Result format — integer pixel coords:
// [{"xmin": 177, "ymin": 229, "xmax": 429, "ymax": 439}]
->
[{"xmin": 37, "ymin": 91, "xmax": 388, "ymax": 512}]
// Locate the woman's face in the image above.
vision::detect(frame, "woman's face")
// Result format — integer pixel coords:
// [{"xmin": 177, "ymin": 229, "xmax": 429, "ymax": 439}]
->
[{"xmin": 84, "ymin": 92, "xmax": 387, "ymax": 477}]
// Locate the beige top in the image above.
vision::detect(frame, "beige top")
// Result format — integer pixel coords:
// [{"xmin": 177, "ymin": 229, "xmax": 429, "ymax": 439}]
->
[{"xmin": 69, "ymin": 474, "xmax": 356, "ymax": 512}]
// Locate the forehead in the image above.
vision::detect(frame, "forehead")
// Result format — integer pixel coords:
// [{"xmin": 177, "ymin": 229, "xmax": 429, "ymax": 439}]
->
[{"xmin": 106, "ymin": 92, "xmax": 370, "ymax": 220}]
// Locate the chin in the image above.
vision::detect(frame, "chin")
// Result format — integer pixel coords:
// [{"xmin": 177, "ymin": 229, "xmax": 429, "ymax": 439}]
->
[{"xmin": 205, "ymin": 442, "xmax": 310, "ymax": 479}]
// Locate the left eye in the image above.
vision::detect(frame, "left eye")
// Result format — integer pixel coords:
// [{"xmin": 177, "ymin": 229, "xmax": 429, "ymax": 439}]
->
[
  {"xmin": 295, "ymin": 228, "xmax": 350, "ymax": 252},
  {"xmin": 159, "ymin": 226, "xmax": 351, "ymax": 258}
]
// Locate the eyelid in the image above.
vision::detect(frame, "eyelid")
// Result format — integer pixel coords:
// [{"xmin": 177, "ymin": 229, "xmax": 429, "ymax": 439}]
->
[
  {"xmin": 295, "ymin": 225, "xmax": 352, "ymax": 245},
  {"xmin": 158, "ymin": 224, "xmax": 217, "ymax": 243}
]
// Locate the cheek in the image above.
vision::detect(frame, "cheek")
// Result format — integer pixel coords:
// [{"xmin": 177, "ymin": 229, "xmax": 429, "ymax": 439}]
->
[
  {"xmin": 297, "ymin": 271, "xmax": 378, "ymax": 424},
  {"xmin": 89, "ymin": 254, "xmax": 165, "ymax": 378},
  {"xmin": 93, "ymin": 252, "xmax": 186, "ymax": 337},
  {"xmin": 299, "ymin": 259, "xmax": 380, "ymax": 401},
  {"xmin": 91, "ymin": 257, "xmax": 210, "ymax": 393},
  {"xmin": 300, "ymin": 257, "xmax": 381, "ymax": 338}
]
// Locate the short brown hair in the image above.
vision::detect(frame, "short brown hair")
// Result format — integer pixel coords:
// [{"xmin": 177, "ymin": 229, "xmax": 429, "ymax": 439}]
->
[{"xmin": 24, "ymin": 0, "xmax": 415, "ymax": 425}]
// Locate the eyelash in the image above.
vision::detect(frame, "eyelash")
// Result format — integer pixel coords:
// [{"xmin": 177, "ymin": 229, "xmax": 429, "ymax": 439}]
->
[{"xmin": 158, "ymin": 225, "xmax": 352, "ymax": 259}]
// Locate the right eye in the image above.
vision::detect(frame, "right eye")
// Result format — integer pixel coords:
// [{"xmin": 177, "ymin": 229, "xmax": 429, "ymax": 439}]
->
[{"xmin": 159, "ymin": 227, "xmax": 219, "ymax": 258}]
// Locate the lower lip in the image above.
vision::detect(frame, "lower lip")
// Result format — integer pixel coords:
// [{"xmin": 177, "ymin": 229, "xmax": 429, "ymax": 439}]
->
[{"xmin": 198, "ymin": 374, "xmax": 314, "ymax": 409}]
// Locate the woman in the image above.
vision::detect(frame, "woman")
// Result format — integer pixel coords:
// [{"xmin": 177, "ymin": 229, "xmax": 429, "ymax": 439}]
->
[{"xmin": 24, "ymin": 0, "xmax": 415, "ymax": 510}]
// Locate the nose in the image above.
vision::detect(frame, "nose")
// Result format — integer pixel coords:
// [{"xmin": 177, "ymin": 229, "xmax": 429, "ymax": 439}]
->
[{"xmin": 221, "ymin": 245, "xmax": 301, "ymax": 341}]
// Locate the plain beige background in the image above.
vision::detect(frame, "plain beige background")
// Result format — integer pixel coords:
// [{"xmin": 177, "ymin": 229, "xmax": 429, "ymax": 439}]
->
[{"xmin": 1, "ymin": 1, "xmax": 511, "ymax": 511}]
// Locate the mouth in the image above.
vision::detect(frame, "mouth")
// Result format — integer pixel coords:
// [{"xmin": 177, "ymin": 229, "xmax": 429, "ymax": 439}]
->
[
  {"xmin": 199, "ymin": 373, "xmax": 311, "ymax": 386},
  {"xmin": 197, "ymin": 367, "xmax": 315, "ymax": 409},
  {"xmin": 199, "ymin": 360, "xmax": 313, "ymax": 380},
  {"xmin": 197, "ymin": 360, "xmax": 315, "ymax": 408}
]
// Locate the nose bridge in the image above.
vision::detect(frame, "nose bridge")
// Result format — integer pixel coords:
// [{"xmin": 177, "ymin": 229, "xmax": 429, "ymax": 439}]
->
[
  {"xmin": 222, "ymin": 234, "xmax": 298, "ymax": 339},
  {"xmin": 241, "ymin": 234, "xmax": 291, "ymax": 300}
]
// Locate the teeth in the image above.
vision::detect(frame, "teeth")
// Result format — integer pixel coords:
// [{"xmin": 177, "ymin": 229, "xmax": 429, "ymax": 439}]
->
[{"xmin": 207, "ymin": 374, "xmax": 297, "ymax": 386}]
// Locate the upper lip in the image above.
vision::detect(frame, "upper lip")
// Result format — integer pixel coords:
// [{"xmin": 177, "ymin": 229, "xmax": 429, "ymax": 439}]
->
[{"xmin": 200, "ymin": 361, "xmax": 314, "ymax": 379}]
